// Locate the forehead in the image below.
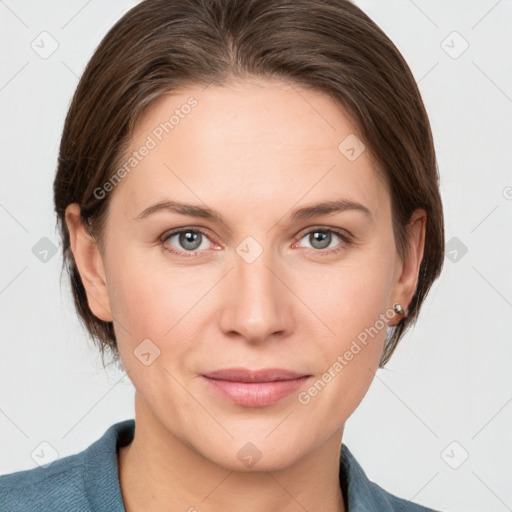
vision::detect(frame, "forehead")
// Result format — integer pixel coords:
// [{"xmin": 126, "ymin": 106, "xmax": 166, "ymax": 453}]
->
[{"xmin": 110, "ymin": 79, "xmax": 389, "ymax": 221}]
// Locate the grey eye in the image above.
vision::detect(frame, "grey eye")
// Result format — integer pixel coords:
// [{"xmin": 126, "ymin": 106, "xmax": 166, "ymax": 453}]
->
[
  {"xmin": 166, "ymin": 230, "xmax": 209, "ymax": 252},
  {"xmin": 309, "ymin": 231, "xmax": 332, "ymax": 249},
  {"xmin": 300, "ymin": 230, "xmax": 342, "ymax": 250},
  {"xmin": 179, "ymin": 231, "xmax": 202, "ymax": 250}
]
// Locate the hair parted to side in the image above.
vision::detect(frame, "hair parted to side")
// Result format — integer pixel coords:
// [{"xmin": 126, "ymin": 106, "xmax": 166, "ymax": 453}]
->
[{"xmin": 53, "ymin": 0, "xmax": 444, "ymax": 368}]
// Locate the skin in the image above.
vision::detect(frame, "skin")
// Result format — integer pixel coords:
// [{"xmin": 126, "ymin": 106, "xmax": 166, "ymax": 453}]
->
[{"xmin": 65, "ymin": 78, "xmax": 426, "ymax": 512}]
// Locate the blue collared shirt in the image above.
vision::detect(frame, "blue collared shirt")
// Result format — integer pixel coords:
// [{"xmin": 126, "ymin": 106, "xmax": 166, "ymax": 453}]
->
[{"xmin": 0, "ymin": 419, "xmax": 444, "ymax": 511}]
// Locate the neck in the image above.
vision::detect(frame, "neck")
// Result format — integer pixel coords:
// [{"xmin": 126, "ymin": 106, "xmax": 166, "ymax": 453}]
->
[{"xmin": 118, "ymin": 392, "xmax": 346, "ymax": 512}]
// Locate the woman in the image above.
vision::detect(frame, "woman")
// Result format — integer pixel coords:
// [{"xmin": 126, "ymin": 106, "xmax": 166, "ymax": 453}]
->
[{"xmin": 0, "ymin": 0, "xmax": 446, "ymax": 510}]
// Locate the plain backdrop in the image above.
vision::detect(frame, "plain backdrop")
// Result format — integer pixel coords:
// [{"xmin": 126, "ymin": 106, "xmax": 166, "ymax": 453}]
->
[{"xmin": 1, "ymin": 1, "xmax": 511, "ymax": 511}]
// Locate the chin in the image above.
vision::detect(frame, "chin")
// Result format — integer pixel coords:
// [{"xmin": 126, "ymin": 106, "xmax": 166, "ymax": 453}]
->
[{"xmin": 195, "ymin": 434, "xmax": 309, "ymax": 473}]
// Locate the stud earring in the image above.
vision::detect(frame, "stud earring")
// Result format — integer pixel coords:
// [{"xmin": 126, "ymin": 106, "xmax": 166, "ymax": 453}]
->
[{"xmin": 393, "ymin": 303, "xmax": 405, "ymax": 316}]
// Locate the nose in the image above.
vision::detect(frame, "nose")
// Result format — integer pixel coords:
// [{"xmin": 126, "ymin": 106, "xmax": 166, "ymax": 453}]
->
[{"xmin": 218, "ymin": 247, "xmax": 294, "ymax": 344}]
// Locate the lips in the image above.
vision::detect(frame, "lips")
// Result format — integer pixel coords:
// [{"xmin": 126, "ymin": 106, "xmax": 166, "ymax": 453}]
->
[
  {"xmin": 201, "ymin": 367, "xmax": 312, "ymax": 407},
  {"xmin": 202, "ymin": 367, "xmax": 309, "ymax": 383}
]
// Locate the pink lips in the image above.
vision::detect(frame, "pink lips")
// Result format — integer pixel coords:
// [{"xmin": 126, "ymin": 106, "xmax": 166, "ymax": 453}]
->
[{"xmin": 201, "ymin": 367, "xmax": 311, "ymax": 407}]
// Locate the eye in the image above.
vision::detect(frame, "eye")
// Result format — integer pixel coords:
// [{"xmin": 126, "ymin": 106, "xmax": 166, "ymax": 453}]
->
[
  {"xmin": 161, "ymin": 228, "xmax": 214, "ymax": 257},
  {"xmin": 293, "ymin": 227, "xmax": 351, "ymax": 254},
  {"xmin": 160, "ymin": 226, "xmax": 352, "ymax": 258}
]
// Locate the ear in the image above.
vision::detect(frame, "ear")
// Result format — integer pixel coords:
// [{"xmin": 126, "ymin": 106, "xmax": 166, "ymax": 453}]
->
[
  {"xmin": 389, "ymin": 208, "xmax": 427, "ymax": 326},
  {"xmin": 65, "ymin": 204, "xmax": 113, "ymax": 322}
]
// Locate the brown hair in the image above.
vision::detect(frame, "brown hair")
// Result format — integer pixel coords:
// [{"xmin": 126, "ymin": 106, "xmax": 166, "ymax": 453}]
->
[{"xmin": 54, "ymin": 0, "xmax": 444, "ymax": 367}]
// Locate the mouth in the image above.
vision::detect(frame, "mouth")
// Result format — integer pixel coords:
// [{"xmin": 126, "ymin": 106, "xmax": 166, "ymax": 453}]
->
[
  {"xmin": 202, "ymin": 367, "xmax": 310, "ymax": 382},
  {"xmin": 201, "ymin": 367, "xmax": 312, "ymax": 407}
]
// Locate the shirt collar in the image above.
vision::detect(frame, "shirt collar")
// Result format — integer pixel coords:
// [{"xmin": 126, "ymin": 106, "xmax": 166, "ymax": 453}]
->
[
  {"xmin": 83, "ymin": 419, "xmax": 395, "ymax": 512},
  {"xmin": 83, "ymin": 419, "xmax": 134, "ymax": 511},
  {"xmin": 340, "ymin": 443, "xmax": 397, "ymax": 511}
]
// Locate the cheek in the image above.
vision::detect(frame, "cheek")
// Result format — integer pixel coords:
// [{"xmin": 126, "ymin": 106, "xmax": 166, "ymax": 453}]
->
[
  {"xmin": 297, "ymin": 245, "xmax": 394, "ymax": 404},
  {"xmin": 103, "ymin": 248, "xmax": 224, "ymax": 392},
  {"xmin": 105, "ymin": 248, "xmax": 205, "ymax": 337},
  {"xmin": 296, "ymin": 280, "xmax": 389, "ymax": 432},
  {"xmin": 299, "ymin": 245, "xmax": 395, "ymax": 341},
  {"xmin": 104, "ymin": 251, "xmax": 206, "ymax": 391}
]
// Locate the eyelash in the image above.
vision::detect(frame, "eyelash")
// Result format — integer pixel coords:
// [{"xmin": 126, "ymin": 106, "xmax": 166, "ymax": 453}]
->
[{"xmin": 160, "ymin": 226, "xmax": 353, "ymax": 258}]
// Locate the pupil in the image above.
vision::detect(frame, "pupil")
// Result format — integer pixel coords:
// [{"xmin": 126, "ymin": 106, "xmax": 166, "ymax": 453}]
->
[
  {"xmin": 180, "ymin": 231, "xmax": 201, "ymax": 250},
  {"xmin": 312, "ymin": 231, "xmax": 330, "ymax": 249}
]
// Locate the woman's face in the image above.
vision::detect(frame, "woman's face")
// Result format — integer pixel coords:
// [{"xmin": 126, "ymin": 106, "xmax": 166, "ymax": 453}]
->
[{"xmin": 72, "ymin": 79, "xmax": 424, "ymax": 470}]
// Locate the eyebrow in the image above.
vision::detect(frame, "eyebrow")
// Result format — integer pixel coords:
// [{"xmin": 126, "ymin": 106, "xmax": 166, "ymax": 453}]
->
[{"xmin": 134, "ymin": 198, "xmax": 372, "ymax": 224}]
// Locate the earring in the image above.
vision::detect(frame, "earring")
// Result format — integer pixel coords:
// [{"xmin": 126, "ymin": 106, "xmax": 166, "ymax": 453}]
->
[{"xmin": 393, "ymin": 303, "xmax": 405, "ymax": 316}]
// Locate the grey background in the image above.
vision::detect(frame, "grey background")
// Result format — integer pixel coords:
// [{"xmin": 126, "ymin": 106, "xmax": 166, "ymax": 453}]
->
[{"xmin": 1, "ymin": 1, "xmax": 511, "ymax": 511}]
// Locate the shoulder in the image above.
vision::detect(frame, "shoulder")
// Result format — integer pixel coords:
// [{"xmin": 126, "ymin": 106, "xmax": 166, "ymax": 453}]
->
[
  {"xmin": 0, "ymin": 419, "xmax": 134, "ymax": 512},
  {"xmin": 0, "ymin": 449, "xmax": 88, "ymax": 512},
  {"xmin": 340, "ymin": 444, "xmax": 445, "ymax": 512}
]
